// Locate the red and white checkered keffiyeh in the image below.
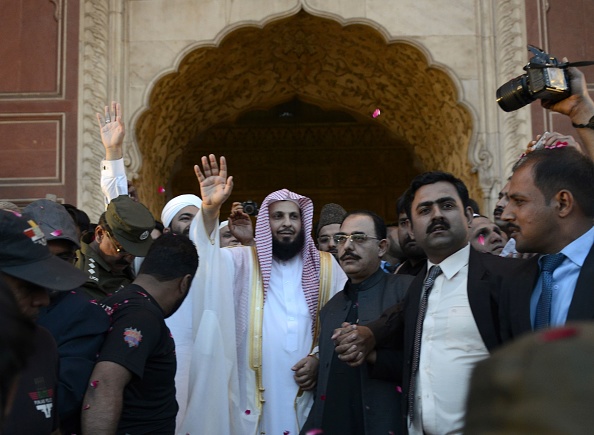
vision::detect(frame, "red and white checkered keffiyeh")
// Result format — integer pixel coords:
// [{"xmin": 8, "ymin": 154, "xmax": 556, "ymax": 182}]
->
[{"xmin": 255, "ymin": 189, "xmax": 320, "ymax": 322}]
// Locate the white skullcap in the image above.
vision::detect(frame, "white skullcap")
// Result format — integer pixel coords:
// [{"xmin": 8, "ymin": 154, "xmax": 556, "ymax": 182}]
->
[
  {"xmin": 219, "ymin": 220, "xmax": 229, "ymax": 230},
  {"xmin": 161, "ymin": 194, "xmax": 202, "ymax": 228}
]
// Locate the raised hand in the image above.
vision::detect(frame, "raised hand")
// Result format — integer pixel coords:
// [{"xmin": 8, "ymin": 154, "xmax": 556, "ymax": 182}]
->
[
  {"xmin": 194, "ymin": 155, "xmax": 233, "ymax": 212},
  {"xmin": 96, "ymin": 101, "xmax": 125, "ymax": 160}
]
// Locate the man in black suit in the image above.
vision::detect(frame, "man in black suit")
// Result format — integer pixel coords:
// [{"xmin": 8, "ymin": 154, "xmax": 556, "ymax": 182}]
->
[
  {"xmin": 301, "ymin": 210, "xmax": 412, "ymax": 435},
  {"xmin": 499, "ymin": 146, "xmax": 594, "ymax": 340},
  {"xmin": 333, "ymin": 172, "xmax": 516, "ymax": 435}
]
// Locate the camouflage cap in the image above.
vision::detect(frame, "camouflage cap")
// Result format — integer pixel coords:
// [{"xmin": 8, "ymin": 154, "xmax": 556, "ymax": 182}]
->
[{"xmin": 106, "ymin": 195, "xmax": 155, "ymax": 257}]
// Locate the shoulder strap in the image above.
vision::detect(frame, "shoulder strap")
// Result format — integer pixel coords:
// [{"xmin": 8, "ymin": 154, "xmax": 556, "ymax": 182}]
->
[
  {"xmin": 311, "ymin": 251, "xmax": 333, "ymax": 345},
  {"xmin": 248, "ymin": 246, "xmax": 265, "ymax": 410}
]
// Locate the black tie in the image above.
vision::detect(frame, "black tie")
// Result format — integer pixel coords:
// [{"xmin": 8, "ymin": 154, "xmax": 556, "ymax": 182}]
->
[{"xmin": 408, "ymin": 265, "xmax": 443, "ymax": 424}]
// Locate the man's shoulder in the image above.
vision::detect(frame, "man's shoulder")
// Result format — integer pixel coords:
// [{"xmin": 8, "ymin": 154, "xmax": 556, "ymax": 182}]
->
[{"xmin": 469, "ymin": 247, "xmax": 529, "ymax": 275}]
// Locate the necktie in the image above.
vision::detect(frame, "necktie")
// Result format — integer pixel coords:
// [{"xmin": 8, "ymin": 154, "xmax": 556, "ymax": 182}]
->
[
  {"xmin": 408, "ymin": 265, "xmax": 443, "ymax": 424},
  {"xmin": 534, "ymin": 253, "xmax": 565, "ymax": 330}
]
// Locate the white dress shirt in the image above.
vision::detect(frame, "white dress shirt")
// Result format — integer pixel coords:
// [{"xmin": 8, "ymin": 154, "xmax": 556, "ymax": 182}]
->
[{"xmin": 410, "ymin": 244, "xmax": 489, "ymax": 435}]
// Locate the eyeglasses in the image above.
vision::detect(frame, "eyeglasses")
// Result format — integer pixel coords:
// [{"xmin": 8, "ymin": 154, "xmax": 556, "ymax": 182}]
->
[
  {"xmin": 333, "ymin": 233, "xmax": 379, "ymax": 245},
  {"xmin": 104, "ymin": 230, "xmax": 127, "ymax": 254}
]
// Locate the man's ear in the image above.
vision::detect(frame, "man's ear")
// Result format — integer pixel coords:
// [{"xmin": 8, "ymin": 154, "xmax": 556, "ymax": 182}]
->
[
  {"xmin": 179, "ymin": 274, "xmax": 192, "ymax": 295},
  {"xmin": 163, "ymin": 227, "xmax": 171, "ymax": 234},
  {"xmin": 465, "ymin": 206, "xmax": 474, "ymax": 226},
  {"xmin": 378, "ymin": 238, "xmax": 389, "ymax": 258},
  {"xmin": 95, "ymin": 225, "xmax": 105, "ymax": 242},
  {"xmin": 555, "ymin": 190, "xmax": 574, "ymax": 218}
]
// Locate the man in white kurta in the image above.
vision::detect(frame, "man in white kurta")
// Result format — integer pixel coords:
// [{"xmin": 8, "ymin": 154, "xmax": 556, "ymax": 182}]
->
[{"xmin": 178, "ymin": 156, "xmax": 346, "ymax": 435}]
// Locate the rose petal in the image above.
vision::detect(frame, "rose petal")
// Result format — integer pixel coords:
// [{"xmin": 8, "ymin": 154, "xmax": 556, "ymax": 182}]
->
[
  {"xmin": 478, "ymin": 234, "xmax": 485, "ymax": 246},
  {"xmin": 83, "ymin": 404, "xmax": 90, "ymax": 410},
  {"xmin": 90, "ymin": 380, "xmax": 99, "ymax": 388},
  {"xmin": 372, "ymin": 108, "xmax": 381, "ymax": 118}
]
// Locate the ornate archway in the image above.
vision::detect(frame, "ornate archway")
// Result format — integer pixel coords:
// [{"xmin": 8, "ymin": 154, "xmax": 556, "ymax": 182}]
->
[{"xmin": 134, "ymin": 11, "xmax": 476, "ymax": 217}]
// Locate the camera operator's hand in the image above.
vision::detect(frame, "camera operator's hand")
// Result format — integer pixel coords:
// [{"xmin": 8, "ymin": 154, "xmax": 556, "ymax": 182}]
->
[
  {"xmin": 228, "ymin": 202, "xmax": 254, "ymax": 246},
  {"xmin": 541, "ymin": 64, "xmax": 594, "ymax": 121},
  {"xmin": 541, "ymin": 62, "xmax": 594, "ymax": 159}
]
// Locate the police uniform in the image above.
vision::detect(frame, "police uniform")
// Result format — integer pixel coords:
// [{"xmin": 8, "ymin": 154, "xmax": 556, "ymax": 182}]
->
[
  {"xmin": 76, "ymin": 195, "xmax": 155, "ymax": 300},
  {"xmin": 77, "ymin": 233, "xmax": 135, "ymax": 300}
]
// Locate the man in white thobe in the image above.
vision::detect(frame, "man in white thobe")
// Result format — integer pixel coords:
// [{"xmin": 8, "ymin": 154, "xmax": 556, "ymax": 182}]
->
[{"xmin": 179, "ymin": 155, "xmax": 346, "ymax": 435}]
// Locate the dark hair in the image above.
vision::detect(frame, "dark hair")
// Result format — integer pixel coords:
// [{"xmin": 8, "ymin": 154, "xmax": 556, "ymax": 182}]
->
[
  {"xmin": 404, "ymin": 171, "xmax": 470, "ymax": 219},
  {"xmin": 343, "ymin": 210, "xmax": 387, "ymax": 240},
  {"xmin": 138, "ymin": 233, "xmax": 198, "ymax": 282},
  {"xmin": 63, "ymin": 204, "xmax": 91, "ymax": 235},
  {"xmin": 396, "ymin": 192, "xmax": 408, "ymax": 216},
  {"xmin": 0, "ymin": 277, "xmax": 35, "ymax": 423},
  {"xmin": 514, "ymin": 147, "xmax": 594, "ymax": 217},
  {"xmin": 467, "ymin": 198, "xmax": 481, "ymax": 215},
  {"xmin": 154, "ymin": 221, "xmax": 165, "ymax": 234},
  {"xmin": 97, "ymin": 212, "xmax": 108, "ymax": 229}
]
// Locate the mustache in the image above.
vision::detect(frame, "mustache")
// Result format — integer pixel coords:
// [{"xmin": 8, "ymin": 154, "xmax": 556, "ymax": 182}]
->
[
  {"xmin": 427, "ymin": 220, "xmax": 450, "ymax": 234},
  {"xmin": 340, "ymin": 252, "xmax": 361, "ymax": 262}
]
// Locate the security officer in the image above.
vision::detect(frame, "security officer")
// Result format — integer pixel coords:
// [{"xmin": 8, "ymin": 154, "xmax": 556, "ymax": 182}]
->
[{"xmin": 76, "ymin": 195, "xmax": 155, "ymax": 300}]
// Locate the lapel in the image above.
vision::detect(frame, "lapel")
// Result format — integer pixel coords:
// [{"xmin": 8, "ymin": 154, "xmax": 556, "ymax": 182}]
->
[
  {"xmin": 466, "ymin": 248, "xmax": 500, "ymax": 351},
  {"xmin": 508, "ymin": 255, "xmax": 540, "ymax": 335},
  {"xmin": 403, "ymin": 263, "xmax": 427, "ymax": 354},
  {"xmin": 567, "ymin": 243, "xmax": 594, "ymax": 320}
]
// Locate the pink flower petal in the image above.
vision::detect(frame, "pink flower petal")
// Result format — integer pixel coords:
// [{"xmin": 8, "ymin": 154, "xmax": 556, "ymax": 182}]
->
[
  {"xmin": 90, "ymin": 380, "xmax": 99, "ymax": 388},
  {"xmin": 306, "ymin": 430, "xmax": 324, "ymax": 435},
  {"xmin": 158, "ymin": 186, "xmax": 166, "ymax": 194},
  {"xmin": 245, "ymin": 410, "xmax": 251, "ymax": 415},
  {"xmin": 478, "ymin": 234, "xmax": 485, "ymax": 246},
  {"xmin": 372, "ymin": 108, "xmax": 381, "ymax": 118},
  {"xmin": 83, "ymin": 404, "xmax": 90, "ymax": 410}
]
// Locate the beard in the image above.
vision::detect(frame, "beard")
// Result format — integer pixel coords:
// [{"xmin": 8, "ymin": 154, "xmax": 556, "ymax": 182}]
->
[{"xmin": 272, "ymin": 229, "xmax": 305, "ymax": 261}]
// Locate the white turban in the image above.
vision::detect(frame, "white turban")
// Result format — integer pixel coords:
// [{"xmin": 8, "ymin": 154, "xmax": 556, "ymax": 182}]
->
[
  {"xmin": 219, "ymin": 220, "xmax": 229, "ymax": 230},
  {"xmin": 161, "ymin": 194, "xmax": 202, "ymax": 228}
]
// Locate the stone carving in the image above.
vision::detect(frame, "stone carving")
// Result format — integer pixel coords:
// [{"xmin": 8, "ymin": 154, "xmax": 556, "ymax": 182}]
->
[
  {"xmin": 495, "ymin": 0, "xmax": 531, "ymax": 178},
  {"xmin": 134, "ymin": 12, "xmax": 477, "ymax": 216},
  {"xmin": 79, "ymin": 0, "xmax": 109, "ymax": 219}
]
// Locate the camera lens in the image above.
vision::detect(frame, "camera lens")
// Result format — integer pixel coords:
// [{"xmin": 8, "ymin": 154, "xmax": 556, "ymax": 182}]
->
[{"xmin": 496, "ymin": 75, "xmax": 535, "ymax": 112}]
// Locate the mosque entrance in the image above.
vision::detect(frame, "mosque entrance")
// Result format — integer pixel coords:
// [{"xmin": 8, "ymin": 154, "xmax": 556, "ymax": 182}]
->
[{"xmin": 134, "ymin": 11, "xmax": 476, "ymax": 223}]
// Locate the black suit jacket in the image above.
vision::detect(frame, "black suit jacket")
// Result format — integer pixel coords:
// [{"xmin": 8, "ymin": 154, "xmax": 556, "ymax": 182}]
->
[
  {"xmin": 499, "ymin": 242, "xmax": 594, "ymax": 342},
  {"xmin": 368, "ymin": 247, "xmax": 518, "ymax": 418}
]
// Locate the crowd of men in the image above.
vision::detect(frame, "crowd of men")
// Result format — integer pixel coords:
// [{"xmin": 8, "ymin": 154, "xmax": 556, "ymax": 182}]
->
[{"xmin": 0, "ymin": 63, "xmax": 593, "ymax": 435}]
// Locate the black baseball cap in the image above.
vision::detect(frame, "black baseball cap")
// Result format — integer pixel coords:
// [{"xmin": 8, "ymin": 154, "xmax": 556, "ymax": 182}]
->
[{"xmin": 0, "ymin": 210, "xmax": 87, "ymax": 290}]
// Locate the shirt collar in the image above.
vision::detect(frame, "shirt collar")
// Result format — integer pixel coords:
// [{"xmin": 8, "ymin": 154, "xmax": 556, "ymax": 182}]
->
[
  {"xmin": 555, "ymin": 225, "xmax": 594, "ymax": 268},
  {"xmin": 427, "ymin": 243, "xmax": 470, "ymax": 280},
  {"xmin": 345, "ymin": 267, "xmax": 385, "ymax": 299}
]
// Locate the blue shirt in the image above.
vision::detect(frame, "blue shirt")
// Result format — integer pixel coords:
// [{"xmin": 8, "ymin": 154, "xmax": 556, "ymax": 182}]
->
[{"xmin": 530, "ymin": 226, "xmax": 594, "ymax": 328}]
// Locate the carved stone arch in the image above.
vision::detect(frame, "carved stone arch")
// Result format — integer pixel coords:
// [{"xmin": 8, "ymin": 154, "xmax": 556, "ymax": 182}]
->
[{"xmin": 134, "ymin": 11, "xmax": 477, "ymax": 216}]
